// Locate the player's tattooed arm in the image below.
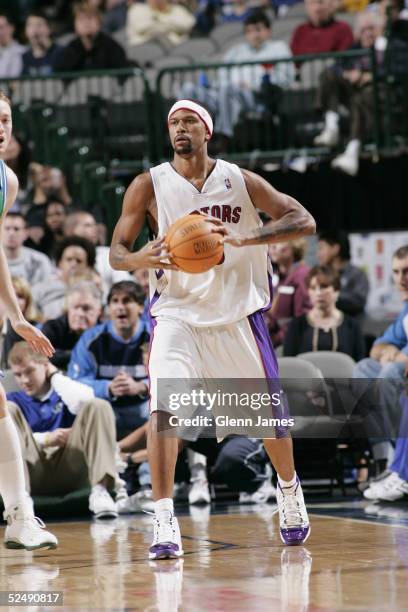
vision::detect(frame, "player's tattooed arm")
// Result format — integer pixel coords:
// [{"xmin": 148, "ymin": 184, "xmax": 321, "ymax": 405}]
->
[
  {"xmin": 223, "ymin": 169, "xmax": 316, "ymax": 247},
  {"xmin": 110, "ymin": 173, "xmax": 176, "ymax": 271}
]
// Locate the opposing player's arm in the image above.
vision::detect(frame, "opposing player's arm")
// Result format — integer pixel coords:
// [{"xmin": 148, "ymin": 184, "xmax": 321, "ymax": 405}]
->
[
  {"xmin": 224, "ymin": 169, "xmax": 315, "ymax": 247},
  {"xmin": 110, "ymin": 172, "xmax": 176, "ymax": 271},
  {"xmin": 0, "ymin": 167, "xmax": 53, "ymax": 356}
]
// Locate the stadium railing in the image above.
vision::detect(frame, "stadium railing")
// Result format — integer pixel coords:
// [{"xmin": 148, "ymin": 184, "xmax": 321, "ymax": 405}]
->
[
  {"xmin": 0, "ymin": 46, "xmax": 407, "ymax": 237},
  {"xmin": 154, "ymin": 49, "xmax": 383, "ymax": 164},
  {"xmin": 0, "ymin": 66, "xmax": 155, "ymax": 169}
]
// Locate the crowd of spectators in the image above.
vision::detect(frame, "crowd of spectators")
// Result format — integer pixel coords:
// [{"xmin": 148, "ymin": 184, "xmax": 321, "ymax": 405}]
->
[{"xmin": 1, "ymin": 0, "xmax": 408, "ymax": 518}]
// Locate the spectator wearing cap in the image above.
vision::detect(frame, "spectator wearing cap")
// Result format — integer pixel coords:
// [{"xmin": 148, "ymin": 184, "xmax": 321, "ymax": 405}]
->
[
  {"xmin": 0, "ymin": 14, "xmax": 25, "ymax": 78},
  {"xmin": 22, "ymin": 11, "xmax": 62, "ymax": 76},
  {"xmin": 53, "ymin": 2, "xmax": 129, "ymax": 72}
]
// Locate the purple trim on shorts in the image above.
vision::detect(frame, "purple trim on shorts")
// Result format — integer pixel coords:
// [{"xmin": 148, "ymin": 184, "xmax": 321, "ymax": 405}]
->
[
  {"xmin": 148, "ymin": 289, "xmax": 160, "ymax": 330},
  {"xmin": 155, "ymin": 269, "xmax": 164, "ymax": 280},
  {"xmin": 248, "ymin": 310, "xmax": 289, "ymax": 439},
  {"xmin": 147, "ymin": 290, "xmax": 160, "ymax": 413}
]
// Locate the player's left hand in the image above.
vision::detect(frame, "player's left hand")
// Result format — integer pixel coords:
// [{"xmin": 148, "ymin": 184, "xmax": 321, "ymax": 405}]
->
[
  {"xmin": 196, "ymin": 212, "xmax": 245, "ymax": 247},
  {"xmin": 219, "ymin": 225, "xmax": 246, "ymax": 247},
  {"xmin": 10, "ymin": 318, "xmax": 55, "ymax": 358}
]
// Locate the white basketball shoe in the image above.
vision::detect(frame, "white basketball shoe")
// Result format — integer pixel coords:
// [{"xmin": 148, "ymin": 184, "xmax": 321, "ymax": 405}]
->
[
  {"xmin": 4, "ymin": 497, "xmax": 58, "ymax": 550},
  {"xmin": 149, "ymin": 511, "xmax": 184, "ymax": 560}
]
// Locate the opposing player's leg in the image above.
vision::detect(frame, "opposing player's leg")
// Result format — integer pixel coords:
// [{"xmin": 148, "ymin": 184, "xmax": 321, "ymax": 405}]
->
[
  {"xmin": 147, "ymin": 319, "xmax": 202, "ymax": 560},
  {"xmin": 0, "ymin": 377, "xmax": 57, "ymax": 550}
]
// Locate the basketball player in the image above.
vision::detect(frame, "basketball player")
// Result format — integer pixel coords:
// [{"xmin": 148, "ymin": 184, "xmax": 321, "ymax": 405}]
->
[
  {"xmin": 0, "ymin": 91, "xmax": 57, "ymax": 550},
  {"xmin": 110, "ymin": 100, "xmax": 316, "ymax": 559}
]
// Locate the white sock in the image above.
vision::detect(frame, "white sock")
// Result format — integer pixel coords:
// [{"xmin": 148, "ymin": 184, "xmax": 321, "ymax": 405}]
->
[
  {"xmin": 325, "ymin": 110, "xmax": 339, "ymax": 131},
  {"xmin": 0, "ymin": 415, "xmax": 28, "ymax": 509},
  {"xmin": 187, "ymin": 449, "xmax": 207, "ymax": 481},
  {"xmin": 345, "ymin": 139, "xmax": 361, "ymax": 156},
  {"xmin": 91, "ymin": 484, "xmax": 107, "ymax": 494},
  {"xmin": 154, "ymin": 497, "xmax": 174, "ymax": 519},
  {"xmin": 278, "ymin": 473, "xmax": 297, "ymax": 491}
]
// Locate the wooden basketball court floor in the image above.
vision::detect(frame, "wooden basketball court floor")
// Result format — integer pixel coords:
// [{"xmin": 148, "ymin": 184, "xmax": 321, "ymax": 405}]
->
[{"xmin": 1, "ymin": 500, "xmax": 408, "ymax": 611}]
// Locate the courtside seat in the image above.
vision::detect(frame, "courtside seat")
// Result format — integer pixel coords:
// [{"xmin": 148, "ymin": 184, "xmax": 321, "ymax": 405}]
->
[
  {"xmin": 127, "ymin": 41, "xmax": 166, "ymax": 67},
  {"xmin": 210, "ymin": 22, "xmax": 244, "ymax": 48},
  {"xmin": 298, "ymin": 351, "xmax": 356, "ymax": 379},
  {"xmin": 171, "ymin": 38, "xmax": 217, "ymax": 62}
]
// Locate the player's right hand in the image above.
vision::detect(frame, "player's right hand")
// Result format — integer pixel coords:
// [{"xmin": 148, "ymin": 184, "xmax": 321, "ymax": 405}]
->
[{"xmin": 134, "ymin": 237, "xmax": 179, "ymax": 270}]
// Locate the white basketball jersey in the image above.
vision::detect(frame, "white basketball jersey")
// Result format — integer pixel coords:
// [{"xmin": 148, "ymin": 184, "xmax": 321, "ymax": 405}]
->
[{"xmin": 149, "ymin": 159, "xmax": 271, "ymax": 326}]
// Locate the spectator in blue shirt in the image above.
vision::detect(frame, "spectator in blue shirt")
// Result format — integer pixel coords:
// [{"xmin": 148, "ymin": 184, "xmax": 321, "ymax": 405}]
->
[
  {"xmin": 22, "ymin": 12, "xmax": 62, "ymax": 76},
  {"xmin": 68, "ymin": 280, "xmax": 150, "ymax": 439},
  {"xmin": 353, "ymin": 245, "xmax": 408, "ymax": 469},
  {"xmin": 7, "ymin": 341, "xmax": 119, "ymax": 519}
]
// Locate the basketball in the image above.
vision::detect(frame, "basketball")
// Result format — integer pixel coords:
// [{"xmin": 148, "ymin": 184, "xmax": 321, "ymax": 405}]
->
[{"xmin": 165, "ymin": 214, "xmax": 224, "ymax": 273}]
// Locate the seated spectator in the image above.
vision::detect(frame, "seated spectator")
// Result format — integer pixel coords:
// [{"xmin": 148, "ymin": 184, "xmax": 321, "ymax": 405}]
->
[
  {"xmin": 182, "ymin": 10, "xmax": 294, "ymax": 141},
  {"xmin": 317, "ymin": 230, "xmax": 369, "ymax": 319},
  {"xmin": 68, "ymin": 280, "xmax": 149, "ymax": 438},
  {"xmin": 64, "ymin": 210, "xmax": 131, "ymax": 299},
  {"xmin": 126, "ymin": 0, "xmax": 195, "ymax": 46},
  {"xmin": 4, "ymin": 212, "xmax": 53, "ymax": 285},
  {"xmin": 353, "ymin": 245, "xmax": 408, "ymax": 468},
  {"xmin": 1, "ymin": 277, "xmax": 42, "ymax": 369},
  {"xmin": 0, "ymin": 14, "xmax": 25, "ymax": 78},
  {"xmin": 290, "ymin": 0, "xmax": 354, "ymax": 56},
  {"xmin": 41, "ymin": 281, "xmax": 103, "ymax": 370},
  {"xmin": 7, "ymin": 342, "xmax": 119, "ymax": 519},
  {"xmin": 22, "ymin": 11, "xmax": 62, "ymax": 76},
  {"xmin": 36, "ymin": 199, "xmax": 67, "ymax": 257},
  {"xmin": 314, "ymin": 11, "xmax": 382, "ymax": 176},
  {"xmin": 283, "ymin": 265, "xmax": 365, "ymax": 360},
  {"xmin": 32, "ymin": 236, "xmax": 97, "ymax": 320},
  {"xmin": 102, "ymin": 0, "xmax": 128, "ymax": 33},
  {"xmin": 24, "ymin": 165, "xmax": 76, "ymax": 248},
  {"xmin": 265, "ymin": 238, "xmax": 310, "ymax": 347},
  {"xmin": 53, "ymin": 2, "xmax": 129, "ymax": 72}
]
